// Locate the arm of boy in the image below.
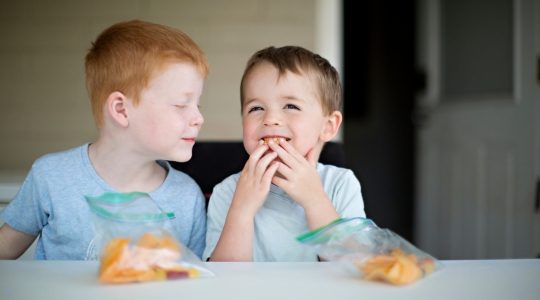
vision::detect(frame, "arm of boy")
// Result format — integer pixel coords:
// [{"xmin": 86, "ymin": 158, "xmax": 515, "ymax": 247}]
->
[
  {"xmin": 0, "ymin": 223, "xmax": 37, "ymax": 259},
  {"xmin": 268, "ymin": 138, "xmax": 339, "ymax": 230},
  {"xmin": 209, "ymin": 141, "xmax": 280, "ymax": 261}
]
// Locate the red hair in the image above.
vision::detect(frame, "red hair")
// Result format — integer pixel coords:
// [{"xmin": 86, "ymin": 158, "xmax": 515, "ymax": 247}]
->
[{"xmin": 85, "ymin": 20, "xmax": 210, "ymax": 128}]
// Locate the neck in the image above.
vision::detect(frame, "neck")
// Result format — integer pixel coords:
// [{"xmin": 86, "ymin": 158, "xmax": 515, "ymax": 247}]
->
[{"xmin": 88, "ymin": 137, "xmax": 167, "ymax": 193}]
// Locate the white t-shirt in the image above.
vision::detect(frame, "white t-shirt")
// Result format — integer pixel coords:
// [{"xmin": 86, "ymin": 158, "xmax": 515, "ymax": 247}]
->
[{"xmin": 203, "ymin": 163, "xmax": 366, "ymax": 262}]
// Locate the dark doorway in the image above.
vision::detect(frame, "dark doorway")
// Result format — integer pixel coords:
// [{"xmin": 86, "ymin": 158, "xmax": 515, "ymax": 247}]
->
[{"xmin": 342, "ymin": 0, "xmax": 417, "ymax": 242}]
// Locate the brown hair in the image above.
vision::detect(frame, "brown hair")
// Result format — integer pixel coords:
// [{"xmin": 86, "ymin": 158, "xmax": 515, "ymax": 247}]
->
[
  {"xmin": 85, "ymin": 20, "xmax": 210, "ymax": 128},
  {"xmin": 240, "ymin": 46, "xmax": 341, "ymax": 115}
]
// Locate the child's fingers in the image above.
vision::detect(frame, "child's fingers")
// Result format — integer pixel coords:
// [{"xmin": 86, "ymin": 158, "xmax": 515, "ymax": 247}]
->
[
  {"xmin": 267, "ymin": 140, "xmax": 297, "ymax": 168},
  {"xmin": 274, "ymin": 160, "xmax": 293, "ymax": 179},
  {"xmin": 271, "ymin": 171, "xmax": 286, "ymax": 187},
  {"xmin": 277, "ymin": 138, "xmax": 305, "ymax": 162},
  {"xmin": 246, "ymin": 141, "xmax": 269, "ymax": 171},
  {"xmin": 254, "ymin": 151, "xmax": 278, "ymax": 178},
  {"xmin": 261, "ymin": 161, "xmax": 280, "ymax": 185}
]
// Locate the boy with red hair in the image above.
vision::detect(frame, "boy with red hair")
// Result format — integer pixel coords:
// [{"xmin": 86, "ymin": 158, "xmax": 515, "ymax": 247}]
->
[{"xmin": 0, "ymin": 20, "xmax": 209, "ymax": 260}]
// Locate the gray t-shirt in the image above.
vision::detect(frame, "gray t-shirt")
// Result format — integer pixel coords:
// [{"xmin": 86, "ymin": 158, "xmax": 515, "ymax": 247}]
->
[
  {"xmin": 1, "ymin": 143, "xmax": 206, "ymax": 260},
  {"xmin": 203, "ymin": 163, "xmax": 366, "ymax": 262}
]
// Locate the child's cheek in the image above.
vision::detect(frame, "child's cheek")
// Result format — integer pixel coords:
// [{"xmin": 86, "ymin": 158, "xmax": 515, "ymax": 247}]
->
[
  {"xmin": 242, "ymin": 128, "xmax": 257, "ymax": 155},
  {"xmin": 242, "ymin": 137, "xmax": 256, "ymax": 155}
]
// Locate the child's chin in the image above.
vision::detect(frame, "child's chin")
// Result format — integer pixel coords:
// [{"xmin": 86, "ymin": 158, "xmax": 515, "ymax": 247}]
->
[{"xmin": 170, "ymin": 154, "xmax": 192, "ymax": 163}]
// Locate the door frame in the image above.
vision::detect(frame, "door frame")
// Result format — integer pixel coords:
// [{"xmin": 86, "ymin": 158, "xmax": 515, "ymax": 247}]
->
[
  {"xmin": 417, "ymin": 0, "xmax": 523, "ymax": 108},
  {"xmin": 534, "ymin": 0, "xmax": 540, "ymax": 257}
]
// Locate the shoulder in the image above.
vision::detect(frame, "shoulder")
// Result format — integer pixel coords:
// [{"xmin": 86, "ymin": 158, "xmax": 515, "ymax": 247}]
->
[
  {"xmin": 163, "ymin": 164, "xmax": 204, "ymax": 197},
  {"xmin": 317, "ymin": 163, "xmax": 361, "ymax": 193},
  {"xmin": 213, "ymin": 172, "xmax": 241, "ymax": 196},
  {"xmin": 30, "ymin": 144, "xmax": 88, "ymax": 178},
  {"xmin": 167, "ymin": 166, "xmax": 200, "ymax": 188},
  {"xmin": 207, "ymin": 171, "xmax": 241, "ymax": 205},
  {"xmin": 153, "ymin": 163, "xmax": 206, "ymax": 212},
  {"xmin": 317, "ymin": 163, "xmax": 356, "ymax": 182},
  {"xmin": 317, "ymin": 164, "xmax": 365, "ymax": 217}
]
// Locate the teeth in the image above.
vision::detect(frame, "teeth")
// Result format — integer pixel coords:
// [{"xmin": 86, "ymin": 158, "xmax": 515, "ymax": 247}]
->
[
  {"xmin": 262, "ymin": 137, "xmax": 281, "ymax": 145},
  {"xmin": 262, "ymin": 137, "xmax": 290, "ymax": 145}
]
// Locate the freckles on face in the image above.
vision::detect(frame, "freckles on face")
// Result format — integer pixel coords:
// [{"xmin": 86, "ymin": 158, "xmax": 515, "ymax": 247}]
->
[{"xmin": 128, "ymin": 62, "xmax": 205, "ymax": 161}]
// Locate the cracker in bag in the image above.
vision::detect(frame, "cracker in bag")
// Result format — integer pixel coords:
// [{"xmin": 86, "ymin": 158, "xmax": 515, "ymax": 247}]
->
[
  {"xmin": 86, "ymin": 192, "xmax": 214, "ymax": 284},
  {"xmin": 297, "ymin": 217, "xmax": 442, "ymax": 285}
]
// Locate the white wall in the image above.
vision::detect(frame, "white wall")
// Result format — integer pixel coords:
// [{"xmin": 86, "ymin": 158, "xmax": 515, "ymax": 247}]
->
[{"xmin": 0, "ymin": 0, "xmax": 344, "ymax": 172}]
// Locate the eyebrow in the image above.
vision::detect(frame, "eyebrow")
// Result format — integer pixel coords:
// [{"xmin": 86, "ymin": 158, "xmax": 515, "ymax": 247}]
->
[
  {"xmin": 282, "ymin": 95, "xmax": 304, "ymax": 102},
  {"xmin": 243, "ymin": 98, "xmax": 259, "ymax": 107}
]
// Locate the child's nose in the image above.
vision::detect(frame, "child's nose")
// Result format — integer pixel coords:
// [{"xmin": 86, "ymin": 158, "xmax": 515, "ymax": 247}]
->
[
  {"xmin": 190, "ymin": 108, "xmax": 204, "ymax": 127},
  {"xmin": 262, "ymin": 111, "xmax": 282, "ymax": 127}
]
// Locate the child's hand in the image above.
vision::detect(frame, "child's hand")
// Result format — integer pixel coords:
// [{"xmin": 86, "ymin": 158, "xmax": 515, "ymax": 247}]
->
[
  {"xmin": 268, "ymin": 139, "xmax": 326, "ymax": 209},
  {"xmin": 230, "ymin": 140, "xmax": 280, "ymax": 217},
  {"xmin": 268, "ymin": 138, "xmax": 339, "ymax": 229},
  {"xmin": 211, "ymin": 141, "xmax": 278, "ymax": 262}
]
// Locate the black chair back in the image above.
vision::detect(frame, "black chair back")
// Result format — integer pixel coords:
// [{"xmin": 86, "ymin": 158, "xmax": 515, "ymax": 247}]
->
[{"xmin": 169, "ymin": 141, "xmax": 345, "ymax": 207}]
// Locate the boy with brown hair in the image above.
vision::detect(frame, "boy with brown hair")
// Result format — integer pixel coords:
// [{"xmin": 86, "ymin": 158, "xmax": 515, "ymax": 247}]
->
[
  {"xmin": 0, "ymin": 20, "xmax": 209, "ymax": 260},
  {"xmin": 204, "ymin": 46, "xmax": 366, "ymax": 262}
]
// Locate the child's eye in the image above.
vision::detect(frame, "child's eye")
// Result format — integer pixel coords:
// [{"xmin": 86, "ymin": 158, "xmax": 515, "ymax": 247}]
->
[
  {"xmin": 284, "ymin": 104, "xmax": 299, "ymax": 110},
  {"xmin": 248, "ymin": 106, "xmax": 264, "ymax": 113}
]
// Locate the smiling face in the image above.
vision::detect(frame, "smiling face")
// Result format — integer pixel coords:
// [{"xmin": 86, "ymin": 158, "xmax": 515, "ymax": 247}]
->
[
  {"xmin": 242, "ymin": 62, "xmax": 331, "ymax": 157},
  {"xmin": 127, "ymin": 62, "xmax": 204, "ymax": 162}
]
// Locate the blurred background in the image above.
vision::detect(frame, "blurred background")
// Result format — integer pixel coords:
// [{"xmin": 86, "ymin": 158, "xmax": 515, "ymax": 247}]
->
[{"xmin": 0, "ymin": 0, "xmax": 538, "ymax": 260}]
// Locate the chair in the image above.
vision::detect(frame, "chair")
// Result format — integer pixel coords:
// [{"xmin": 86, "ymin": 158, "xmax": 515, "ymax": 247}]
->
[{"xmin": 169, "ymin": 141, "xmax": 345, "ymax": 208}]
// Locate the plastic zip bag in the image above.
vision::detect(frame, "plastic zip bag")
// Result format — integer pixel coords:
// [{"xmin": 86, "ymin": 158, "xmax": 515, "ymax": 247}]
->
[
  {"xmin": 297, "ymin": 217, "xmax": 443, "ymax": 285},
  {"xmin": 86, "ymin": 192, "xmax": 214, "ymax": 284}
]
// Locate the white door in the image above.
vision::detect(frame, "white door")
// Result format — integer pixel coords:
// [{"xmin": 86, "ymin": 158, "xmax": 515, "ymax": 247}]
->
[{"xmin": 415, "ymin": 0, "xmax": 540, "ymax": 259}]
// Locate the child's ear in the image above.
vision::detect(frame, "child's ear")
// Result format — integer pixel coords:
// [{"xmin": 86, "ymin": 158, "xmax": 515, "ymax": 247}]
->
[
  {"xmin": 319, "ymin": 110, "xmax": 342, "ymax": 142},
  {"xmin": 106, "ymin": 91, "xmax": 129, "ymax": 127}
]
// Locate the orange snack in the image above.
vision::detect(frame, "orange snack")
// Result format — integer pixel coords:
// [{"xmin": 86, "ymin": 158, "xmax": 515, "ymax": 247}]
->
[
  {"xmin": 98, "ymin": 233, "xmax": 198, "ymax": 284},
  {"xmin": 137, "ymin": 233, "xmax": 180, "ymax": 253},
  {"xmin": 262, "ymin": 137, "xmax": 280, "ymax": 145},
  {"xmin": 355, "ymin": 248, "xmax": 433, "ymax": 285},
  {"xmin": 99, "ymin": 237, "xmax": 130, "ymax": 282},
  {"xmin": 105, "ymin": 268, "xmax": 156, "ymax": 283}
]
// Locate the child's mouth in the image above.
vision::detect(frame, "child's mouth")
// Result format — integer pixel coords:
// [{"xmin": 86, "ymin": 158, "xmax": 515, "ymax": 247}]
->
[{"xmin": 261, "ymin": 137, "xmax": 290, "ymax": 145}]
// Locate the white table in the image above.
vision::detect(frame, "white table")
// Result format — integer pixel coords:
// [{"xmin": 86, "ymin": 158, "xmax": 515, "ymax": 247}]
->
[{"xmin": 1, "ymin": 259, "xmax": 539, "ymax": 300}]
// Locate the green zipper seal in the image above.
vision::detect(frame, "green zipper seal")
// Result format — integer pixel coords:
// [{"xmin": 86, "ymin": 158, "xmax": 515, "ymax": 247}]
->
[
  {"xmin": 296, "ymin": 217, "xmax": 375, "ymax": 243},
  {"xmin": 296, "ymin": 218, "xmax": 346, "ymax": 242},
  {"xmin": 86, "ymin": 192, "xmax": 175, "ymax": 222},
  {"xmin": 85, "ymin": 191, "xmax": 149, "ymax": 205}
]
